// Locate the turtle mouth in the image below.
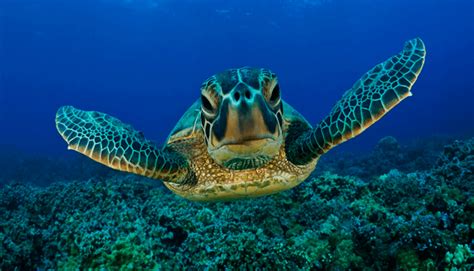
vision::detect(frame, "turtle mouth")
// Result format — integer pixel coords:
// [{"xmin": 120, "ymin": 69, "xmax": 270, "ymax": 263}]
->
[
  {"xmin": 218, "ymin": 138, "xmax": 276, "ymax": 156},
  {"xmin": 208, "ymin": 135, "xmax": 282, "ymax": 170},
  {"xmin": 217, "ymin": 135, "xmax": 277, "ymax": 148}
]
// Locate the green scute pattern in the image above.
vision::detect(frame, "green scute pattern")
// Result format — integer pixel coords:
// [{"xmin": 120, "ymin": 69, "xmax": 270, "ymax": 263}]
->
[
  {"xmin": 288, "ymin": 38, "xmax": 426, "ymax": 165},
  {"xmin": 55, "ymin": 106, "xmax": 190, "ymax": 183}
]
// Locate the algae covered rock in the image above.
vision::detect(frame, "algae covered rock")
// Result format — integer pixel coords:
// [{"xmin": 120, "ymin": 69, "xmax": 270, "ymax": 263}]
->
[
  {"xmin": 318, "ymin": 136, "xmax": 452, "ymax": 179},
  {"xmin": 1, "ymin": 138, "xmax": 473, "ymax": 269},
  {"xmin": 433, "ymin": 138, "xmax": 474, "ymax": 191}
]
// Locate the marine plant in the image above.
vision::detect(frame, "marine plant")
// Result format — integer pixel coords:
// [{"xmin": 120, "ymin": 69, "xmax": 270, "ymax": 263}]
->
[{"xmin": 0, "ymin": 137, "xmax": 473, "ymax": 269}]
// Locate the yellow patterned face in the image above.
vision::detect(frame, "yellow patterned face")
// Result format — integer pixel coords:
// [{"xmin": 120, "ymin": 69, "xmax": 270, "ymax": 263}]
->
[{"xmin": 200, "ymin": 67, "xmax": 284, "ymax": 170}]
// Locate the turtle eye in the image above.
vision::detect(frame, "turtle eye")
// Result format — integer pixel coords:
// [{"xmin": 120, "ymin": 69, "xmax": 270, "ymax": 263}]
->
[
  {"xmin": 266, "ymin": 83, "xmax": 281, "ymax": 106},
  {"xmin": 269, "ymin": 84, "xmax": 280, "ymax": 103},
  {"xmin": 201, "ymin": 94, "xmax": 216, "ymax": 115}
]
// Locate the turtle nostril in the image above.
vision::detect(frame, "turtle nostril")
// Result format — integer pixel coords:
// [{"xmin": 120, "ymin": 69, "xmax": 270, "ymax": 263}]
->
[
  {"xmin": 244, "ymin": 90, "xmax": 251, "ymax": 100},
  {"xmin": 233, "ymin": 92, "xmax": 240, "ymax": 102}
]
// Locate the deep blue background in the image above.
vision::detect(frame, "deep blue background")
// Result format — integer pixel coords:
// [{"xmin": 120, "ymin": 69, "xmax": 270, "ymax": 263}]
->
[{"xmin": 1, "ymin": 0, "xmax": 473, "ymax": 156}]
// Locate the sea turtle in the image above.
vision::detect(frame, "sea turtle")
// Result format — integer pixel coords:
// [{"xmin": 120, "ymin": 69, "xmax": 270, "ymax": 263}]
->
[{"xmin": 56, "ymin": 38, "xmax": 426, "ymax": 201}]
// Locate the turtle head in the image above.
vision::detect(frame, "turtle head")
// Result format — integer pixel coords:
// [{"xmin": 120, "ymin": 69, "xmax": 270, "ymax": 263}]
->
[{"xmin": 200, "ymin": 67, "xmax": 284, "ymax": 170}]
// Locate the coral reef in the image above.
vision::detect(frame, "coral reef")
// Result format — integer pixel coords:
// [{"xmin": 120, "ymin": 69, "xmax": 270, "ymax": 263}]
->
[
  {"xmin": 1, "ymin": 137, "xmax": 473, "ymax": 269},
  {"xmin": 318, "ymin": 135, "xmax": 457, "ymax": 178},
  {"xmin": 0, "ymin": 145, "xmax": 116, "ymax": 187}
]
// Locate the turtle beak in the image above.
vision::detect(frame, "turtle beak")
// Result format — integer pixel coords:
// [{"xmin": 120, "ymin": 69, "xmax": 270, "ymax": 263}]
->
[
  {"xmin": 218, "ymin": 99, "xmax": 279, "ymax": 148},
  {"xmin": 203, "ymin": 68, "xmax": 283, "ymax": 169},
  {"xmin": 208, "ymin": 92, "xmax": 282, "ymax": 168},
  {"xmin": 210, "ymin": 85, "xmax": 281, "ymax": 151}
]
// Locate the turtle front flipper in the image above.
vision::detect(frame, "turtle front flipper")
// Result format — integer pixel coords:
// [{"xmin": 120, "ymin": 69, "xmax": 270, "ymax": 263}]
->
[
  {"xmin": 286, "ymin": 38, "xmax": 426, "ymax": 165},
  {"xmin": 55, "ymin": 106, "xmax": 194, "ymax": 184}
]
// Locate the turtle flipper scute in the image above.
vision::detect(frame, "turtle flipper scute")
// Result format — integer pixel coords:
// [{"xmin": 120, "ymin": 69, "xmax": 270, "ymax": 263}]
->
[
  {"xmin": 55, "ymin": 106, "xmax": 193, "ymax": 184},
  {"xmin": 286, "ymin": 38, "xmax": 426, "ymax": 165}
]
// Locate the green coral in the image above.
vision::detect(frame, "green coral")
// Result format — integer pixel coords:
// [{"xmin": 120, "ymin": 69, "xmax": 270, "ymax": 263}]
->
[
  {"xmin": 0, "ymin": 137, "xmax": 473, "ymax": 269},
  {"xmin": 445, "ymin": 244, "xmax": 473, "ymax": 269},
  {"xmin": 397, "ymin": 249, "xmax": 421, "ymax": 271}
]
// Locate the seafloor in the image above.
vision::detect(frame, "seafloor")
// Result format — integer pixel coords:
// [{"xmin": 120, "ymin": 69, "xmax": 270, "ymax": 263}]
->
[{"xmin": 0, "ymin": 136, "xmax": 473, "ymax": 270}]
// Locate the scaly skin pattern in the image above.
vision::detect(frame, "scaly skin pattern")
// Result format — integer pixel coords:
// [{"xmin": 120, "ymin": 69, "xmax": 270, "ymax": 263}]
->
[
  {"xmin": 164, "ymin": 118, "xmax": 317, "ymax": 202},
  {"xmin": 57, "ymin": 105, "xmax": 316, "ymax": 201},
  {"xmin": 286, "ymin": 38, "xmax": 426, "ymax": 165},
  {"xmin": 56, "ymin": 106, "xmax": 193, "ymax": 184},
  {"xmin": 55, "ymin": 38, "xmax": 426, "ymax": 202}
]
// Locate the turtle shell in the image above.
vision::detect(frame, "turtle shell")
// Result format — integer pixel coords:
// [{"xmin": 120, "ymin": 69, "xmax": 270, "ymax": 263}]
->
[{"xmin": 165, "ymin": 100, "xmax": 202, "ymax": 146}]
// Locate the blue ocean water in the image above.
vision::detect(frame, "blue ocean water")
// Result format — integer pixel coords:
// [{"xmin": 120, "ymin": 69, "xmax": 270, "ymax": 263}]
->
[
  {"xmin": 1, "ymin": 0, "xmax": 473, "ymax": 156},
  {"xmin": 1, "ymin": 1, "xmax": 474, "ymax": 269}
]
